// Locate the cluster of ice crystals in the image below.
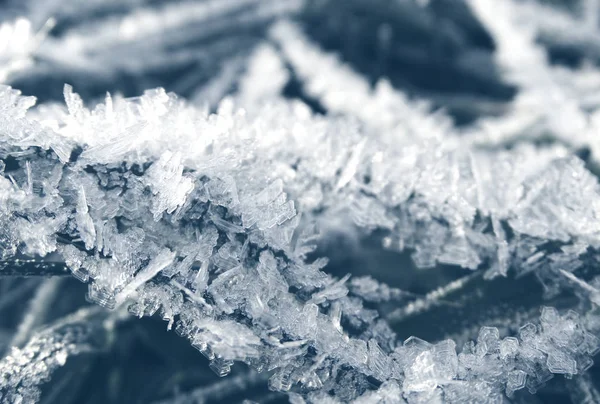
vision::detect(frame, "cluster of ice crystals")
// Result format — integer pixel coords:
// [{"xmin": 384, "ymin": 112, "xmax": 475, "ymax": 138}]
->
[
  {"xmin": 266, "ymin": 17, "xmax": 600, "ymax": 282},
  {"xmin": 0, "ymin": 308, "xmax": 111, "ymax": 403},
  {"xmin": 381, "ymin": 307, "xmax": 599, "ymax": 403},
  {"xmin": 0, "ymin": 76, "xmax": 597, "ymax": 402},
  {"xmin": 3, "ymin": 0, "xmax": 600, "ymax": 402}
]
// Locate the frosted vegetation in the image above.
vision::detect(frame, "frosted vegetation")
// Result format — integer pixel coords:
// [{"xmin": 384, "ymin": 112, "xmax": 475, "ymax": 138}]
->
[{"xmin": 1, "ymin": 0, "xmax": 600, "ymax": 403}]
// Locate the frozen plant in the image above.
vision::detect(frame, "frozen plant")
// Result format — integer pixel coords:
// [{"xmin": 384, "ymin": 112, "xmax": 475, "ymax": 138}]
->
[{"xmin": 0, "ymin": 0, "xmax": 600, "ymax": 403}]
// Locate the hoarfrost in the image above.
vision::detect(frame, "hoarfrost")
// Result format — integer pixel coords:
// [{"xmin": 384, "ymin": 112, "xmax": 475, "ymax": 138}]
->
[
  {"xmin": 0, "ymin": 72, "xmax": 599, "ymax": 402},
  {"xmin": 2, "ymin": 0, "xmax": 600, "ymax": 402}
]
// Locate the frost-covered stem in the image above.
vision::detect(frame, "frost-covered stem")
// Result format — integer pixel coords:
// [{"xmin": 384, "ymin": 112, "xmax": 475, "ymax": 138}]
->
[
  {"xmin": 153, "ymin": 371, "xmax": 269, "ymax": 404},
  {"xmin": 0, "ymin": 306, "xmax": 120, "ymax": 402},
  {"xmin": 387, "ymin": 272, "xmax": 480, "ymax": 323},
  {"xmin": 9, "ymin": 277, "xmax": 63, "ymax": 348},
  {"xmin": 559, "ymin": 269, "xmax": 600, "ymax": 305}
]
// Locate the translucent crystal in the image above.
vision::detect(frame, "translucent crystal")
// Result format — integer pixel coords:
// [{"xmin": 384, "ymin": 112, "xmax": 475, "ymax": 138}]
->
[
  {"xmin": 75, "ymin": 186, "xmax": 96, "ymax": 250},
  {"xmin": 506, "ymin": 370, "xmax": 527, "ymax": 397},
  {"xmin": 476, "ymin": 326, "xmax": 500, "ymax": 356},
  {"xmin": 546, "ymin": 351, "xmax": 577, "ymax": 375},
  {"xmin": 499, "ymin": 337, "xmax": 519, "ymax": 360},
  {"xmin": 145, "ymin": 151, "xmax": 195, "ymax": 220}
]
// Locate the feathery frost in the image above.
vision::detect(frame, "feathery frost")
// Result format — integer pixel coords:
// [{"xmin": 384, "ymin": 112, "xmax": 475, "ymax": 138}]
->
[{"xmin": 1, "ymin": 0, "xmax": 600, "ymax": 403}]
